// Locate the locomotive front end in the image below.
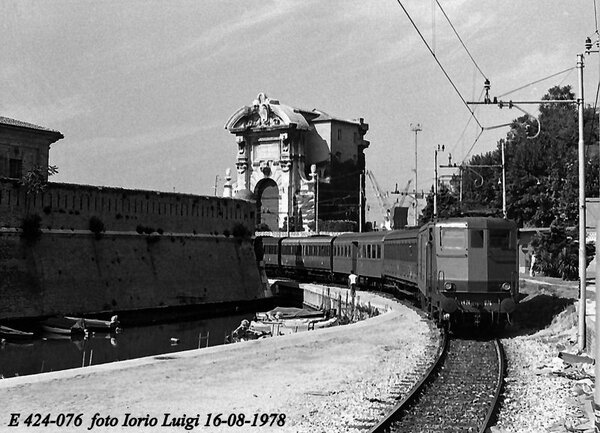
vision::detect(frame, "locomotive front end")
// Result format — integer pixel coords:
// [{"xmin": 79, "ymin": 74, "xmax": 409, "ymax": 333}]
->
[{"xmin": 430, "ymin": 218, "xmax": 519, "ymax": 325}]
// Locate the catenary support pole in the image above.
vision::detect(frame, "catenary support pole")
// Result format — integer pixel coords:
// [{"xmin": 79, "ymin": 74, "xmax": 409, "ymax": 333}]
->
[
  {"xmin": 501, "ymin": 141, "xmax": 507, "ymax": 219},
  {"xmin": 434, "ymin": 147, "xmax": 438, "ymax": 219},
  {"xmin": 595, "ymin": 221, "xmax": 600, "ymax": 432},
  {"xmin": 577, "ymin": 53, "xmax": 587, "ymax": 352},
  {"xmin": 359, "ymin": 171, "xmax": 364, "ymax": 233}
]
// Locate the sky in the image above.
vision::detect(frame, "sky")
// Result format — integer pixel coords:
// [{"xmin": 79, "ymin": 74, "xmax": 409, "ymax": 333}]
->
[{"xmin": 1, "ymin": 1, "xmax": 598, "ymax": 219}]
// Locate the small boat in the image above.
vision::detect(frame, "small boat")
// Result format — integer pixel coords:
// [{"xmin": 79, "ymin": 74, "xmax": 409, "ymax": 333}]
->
[
  {"xmin": 256, "ymin": 307, "xmax": 325, "ymax": 321},
  {"xmin": 65, "ymin": 315, "xmax": 120, "ymax": 332},
  {"xmin": 40, "ymin": 317, "xmax": 87, "ymax": 335},
  {"xmin": 0, "ymin": 325, "xmax": 35, "ymax": 340},
  {"xmin": 310, "ymin": 316, "xmax": 339, "ymax": 330}
]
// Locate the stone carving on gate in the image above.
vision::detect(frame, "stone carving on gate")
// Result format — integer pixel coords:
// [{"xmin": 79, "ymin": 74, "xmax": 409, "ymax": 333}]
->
[
  {"xmin": 279, "ymin": 132, "xmax": 291, "ymax": 172},
  {"xmin": 239, "ymin": 93, "xmax": 282, "ymax": 129},
  {"xmin": 236, "ymin": 160, "xmax": 248, "ymax": 174},
  {"xmin": 236, "ymin": 137, "xmax": 246, "ymax": 155}
]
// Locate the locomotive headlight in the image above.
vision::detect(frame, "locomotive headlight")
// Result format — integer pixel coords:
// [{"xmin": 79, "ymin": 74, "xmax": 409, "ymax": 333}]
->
[
  {"xmin": 444, "ymin": 282, "xmax": 455, "ymax": 291},
  {"xmin": 501, "ymin": 282, "xmax": 511, "ymax": 291}
]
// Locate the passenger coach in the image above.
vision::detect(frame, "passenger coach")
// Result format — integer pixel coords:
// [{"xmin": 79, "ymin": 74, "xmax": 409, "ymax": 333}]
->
[{"xmin": 258, "ymin": 216, "xmax": 519, "ymax": 327}]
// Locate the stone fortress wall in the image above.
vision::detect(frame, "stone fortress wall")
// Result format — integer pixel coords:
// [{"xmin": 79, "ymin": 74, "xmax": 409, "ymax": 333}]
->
[
  {"xmin": 0, "ymin": 178, "xmax": 267, "ymax": 321},
  {"xmin": 0, "ymin": 230, "xmax": 266, "ymax": 320},
  {"xmin": 0, "ymin": 179, "xmax": 255, "ymax": 235}
]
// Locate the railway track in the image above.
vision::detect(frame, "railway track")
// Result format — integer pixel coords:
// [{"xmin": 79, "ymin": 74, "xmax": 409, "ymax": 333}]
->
[{"xmin": 369, "ymin": 333, "xmax": 505, "ymax": 433}]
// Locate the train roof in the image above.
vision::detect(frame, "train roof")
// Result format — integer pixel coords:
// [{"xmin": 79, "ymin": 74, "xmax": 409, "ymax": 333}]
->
[
  {"xmin": 281, "ymin": 236, "xmax": 334, "ymax": 245},
  {"xmin": 382, "ymin": 228, "xmax": 421, "ymax": 241},
  {"xmin": 433, "ymin": 217, "xmax": 516, "ymax": 229},
  {"xmin": 333, "ymin": 232, "xmax": 387, "ymax": 243}
]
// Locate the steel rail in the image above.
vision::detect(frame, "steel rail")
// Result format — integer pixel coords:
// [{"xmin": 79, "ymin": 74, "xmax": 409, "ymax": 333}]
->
[
  {"xmin": 368, "ymin": 331, "xmax": 449, "ymax": 433},
  {"xmin": 479, "ymin": 338, "xmax": 506, "ymax": 433}
]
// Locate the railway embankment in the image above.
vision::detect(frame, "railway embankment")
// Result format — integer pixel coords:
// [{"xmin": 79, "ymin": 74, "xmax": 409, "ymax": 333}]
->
[
  {"xmin": 491, "ymin": 274, "xmax": 595, "ymax": 432},
  {"xmin": 0, "ymin": 284, "xmax": 439, "ymax": 433}
]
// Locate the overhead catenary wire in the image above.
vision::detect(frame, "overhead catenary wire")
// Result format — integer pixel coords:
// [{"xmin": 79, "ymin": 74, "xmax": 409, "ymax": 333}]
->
[
  {"xmin": 461, "ymin": 128, "xmax": 484, "ymax": 163},
  {"xmin": 497, "ymin": 67, "xmax": 576, "ymax": 98},
  {"xmin": 394, "ymin": 0, "xmax": 483, "ymax": 130},
  {"xmin": 449, "ymin": 87, "xmax": 484, "ymax": 157},
  {"xmin": 435, "ymin": 0, "xmax": 487, "ymax": 81}
]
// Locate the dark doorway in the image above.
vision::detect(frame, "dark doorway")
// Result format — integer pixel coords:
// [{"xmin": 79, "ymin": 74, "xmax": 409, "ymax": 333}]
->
[{"xmin": 256, "ymin": 179, "xmax": 279, "ymax": 231}]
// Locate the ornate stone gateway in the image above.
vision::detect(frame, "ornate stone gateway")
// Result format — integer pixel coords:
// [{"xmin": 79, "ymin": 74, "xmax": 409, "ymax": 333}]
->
[{"xmin": 225, "ymin": 93, "xmax": 369, "ymax": 232}]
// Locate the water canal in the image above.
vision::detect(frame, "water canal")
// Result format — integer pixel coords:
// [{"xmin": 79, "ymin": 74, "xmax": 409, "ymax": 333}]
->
[{"xmin": 0, "ymin": 313, "xmax": 251, "ymax": 379}]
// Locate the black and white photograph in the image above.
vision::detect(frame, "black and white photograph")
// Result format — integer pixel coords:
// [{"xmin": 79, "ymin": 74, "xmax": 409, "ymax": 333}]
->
[{"xmin": 1, "ymin": 1, "xmax": 599, "ymax": 432}]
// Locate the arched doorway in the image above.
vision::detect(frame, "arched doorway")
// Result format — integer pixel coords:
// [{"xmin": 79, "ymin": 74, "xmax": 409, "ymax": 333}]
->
[{"xmin": 255, "ymin": 179, "xmax": 279, "ymax": 231}]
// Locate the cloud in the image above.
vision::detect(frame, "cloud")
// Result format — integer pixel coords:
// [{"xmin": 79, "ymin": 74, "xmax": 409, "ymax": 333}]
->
[
  {"xmin": 70, "ymin": 122, "xmax": 220, "ymax": 159},
  {"xmin": 169, "ymin": 1, "xmax": 312, "ymax": 63},
  {"xmin": 2, "ymin": 94, "xmax": 92, "ymax": 128}
]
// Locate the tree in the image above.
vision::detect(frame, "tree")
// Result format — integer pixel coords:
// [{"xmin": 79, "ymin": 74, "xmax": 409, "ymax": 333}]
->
[
  {"xmin": 420, "ymin": 183, "xmax": 462, "ymax": 223},
  {"xmin": 20, "ymin": 165, "xmax": 59, "ymax": 196},
  {"xmin": 421, "ymin": 85, "xmax": 599, "ymax": 228},
  {"xmin": 19, "ymin": 165, "xmax": 59, "ymax": 241}
]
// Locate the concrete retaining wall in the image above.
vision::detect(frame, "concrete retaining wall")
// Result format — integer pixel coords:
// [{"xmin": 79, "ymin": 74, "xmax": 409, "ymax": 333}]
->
[{"xmin": 272, "ymin": 280, "xmax": 397, "ymax": 315}]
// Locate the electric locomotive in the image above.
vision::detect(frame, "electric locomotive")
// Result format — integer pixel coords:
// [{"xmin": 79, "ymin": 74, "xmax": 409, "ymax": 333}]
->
[{"xmin": 413, "ymin": 217, "xmax": 518, "ymax": 326}]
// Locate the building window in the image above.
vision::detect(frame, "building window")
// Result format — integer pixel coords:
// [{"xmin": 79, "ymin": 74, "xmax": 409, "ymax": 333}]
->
[
  {"xmin": 337, "ymin": 129, "xmax": 342, "ymax": 140},
  {"xmin": 9, "ymin": 159, "xmax": 22, "ymax": 179}
]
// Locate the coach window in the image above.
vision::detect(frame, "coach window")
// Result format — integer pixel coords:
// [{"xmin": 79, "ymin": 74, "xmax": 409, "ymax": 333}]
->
[
  {"xmin": 440, "ymin": 228, "xmax": 466, "ymax": 250},
  {"xmin": 471, "ymin": 230, "xmax": 484, "ymax": 248}
]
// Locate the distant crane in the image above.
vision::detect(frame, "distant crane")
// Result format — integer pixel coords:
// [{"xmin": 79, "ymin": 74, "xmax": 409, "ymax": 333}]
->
[
  {"xmin": 365, "ymin": 171, "xmax": 411, "ymax": 230},
  {"xmin": 393, "ymin": 179, "xmax": 412, "ymax": 208}
]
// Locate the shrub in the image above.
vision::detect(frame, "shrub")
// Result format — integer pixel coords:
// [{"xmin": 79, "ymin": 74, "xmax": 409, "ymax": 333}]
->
[
  {"xmin": 319, "ymin": 220, "xmax": 357, "ymax": 233},
  {"xmin": 255, "ymin": 223, "xmax": 271, "ymax": 232},
  {"xmin": 89, "ymin": 216, "xmax": 105, "ymax": 237},
  {"xmin": 21, "ymin": 214, "xmax": 42, "ymax": 242},
  {"xmin": 232, "ymin": 223, "xmax": 252, "ymax": 238},
  {"xmin": 136, "ymin": 225, "xmax": 156, "ymax": 235},
  {"xmin": 532, "ymin": 223, "xmax": 595, "ymax": 280}
]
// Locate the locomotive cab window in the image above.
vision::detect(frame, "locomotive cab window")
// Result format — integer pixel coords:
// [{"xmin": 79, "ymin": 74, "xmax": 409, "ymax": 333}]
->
[
  {"xmin": 439, "ymin": 228, "xmax": 466, "ymax": 250},
  {"xmin": 470, "ymin": 230, "xmax": 484, "ymax": 248},
  {"xmin": 490, "ymin": 229, "xmax": 511, "ymax": 250}
]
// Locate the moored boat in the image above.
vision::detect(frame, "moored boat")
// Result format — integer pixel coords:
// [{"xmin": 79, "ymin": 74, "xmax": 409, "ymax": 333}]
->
[
  {"xmin": 0, "ymin": 325, "xmax": 35, "ymax": 340},
  {"xmin": 64, "ymin": 315, "xmax": 120, "ymax": 332},
  {"xmin": 40, "ymin": 317, "xmax": 87, "ymax": 335}
]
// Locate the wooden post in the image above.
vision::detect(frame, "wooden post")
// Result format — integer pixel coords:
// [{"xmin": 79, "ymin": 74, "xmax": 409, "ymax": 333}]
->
[{"xmin": 345, "ymin": 291, "xmax": 349, "ymax": 320}]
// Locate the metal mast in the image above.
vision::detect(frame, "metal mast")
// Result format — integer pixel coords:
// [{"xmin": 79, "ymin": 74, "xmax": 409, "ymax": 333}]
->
[{"xmin": 410, "ymin": 123, "xmax": 422, "ymax": 225}]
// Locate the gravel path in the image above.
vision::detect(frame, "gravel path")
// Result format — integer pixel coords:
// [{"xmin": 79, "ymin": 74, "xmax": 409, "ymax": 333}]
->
[{"xmin": 492, "ymin": 277, "xmax": 595, "ymax": 433}]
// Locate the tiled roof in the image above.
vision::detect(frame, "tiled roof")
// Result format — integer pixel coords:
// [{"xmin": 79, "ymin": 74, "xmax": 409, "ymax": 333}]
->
[{"xmin": 0, "ymin": 116, "xmax": 62, "ymax": 134}]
